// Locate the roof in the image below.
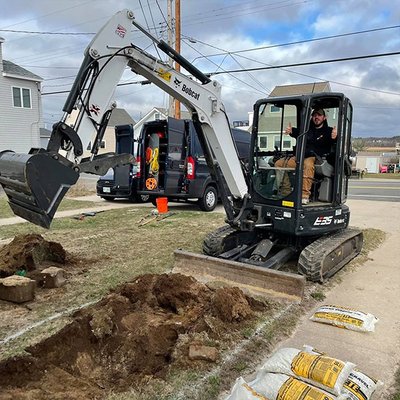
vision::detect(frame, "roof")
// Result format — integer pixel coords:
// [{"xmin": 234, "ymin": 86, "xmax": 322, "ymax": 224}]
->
[
  {"xmin": 40, "ymin": 127, "xmax": 52, "ymax": 138},
  {"xmin": 2, "ymin": 60, "xmax": 43, "ymax": 81},
  {"xmin": 108, "ymin": 108, "xmax": 135, "ymax": 126},
  {"xmin": 269, "ymin": 81, "xmax": 331, "ymax": 97}
]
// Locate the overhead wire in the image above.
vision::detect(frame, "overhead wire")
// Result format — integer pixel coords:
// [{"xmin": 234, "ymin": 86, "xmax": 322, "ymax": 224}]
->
[
  {"xmin": 190, "ymin": 25, "xmax": 400, "ymax": 61},
  {"xmin": 183, "ymin": 29, "xmax": 400, "ymax": 97},
  {"xmin": 138, "ymin": 0, "xmax": 164, "ymax": 61},
  {"xmin": 208, "ymin": 51, "xmax": 400, "ymax": 76},
  {"xmin": 181, "ymin": 0, "xmax": 310, "ymax": 27},
  {"xmin": 183, "ymin": 33, "xmax": 273, "ymax": 94},
  {"xmin": 182, "ymin": 38, "xmax": 270, "ymax": 96},
  {"xmin": 41, "ymin": 50, "xmax": 400, "ymax": 96}
]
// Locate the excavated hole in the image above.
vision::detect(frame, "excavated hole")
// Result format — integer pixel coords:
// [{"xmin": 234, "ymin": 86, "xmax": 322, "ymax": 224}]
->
[{"xmin": 0, "ymin": 272, "xmax": 267, "ymax": 399}]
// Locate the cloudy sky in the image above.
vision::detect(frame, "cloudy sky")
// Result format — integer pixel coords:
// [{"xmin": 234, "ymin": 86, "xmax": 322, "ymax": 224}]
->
[{"xmin": 1, "ymin": 0, "xmax": 399, "ymax": 138}]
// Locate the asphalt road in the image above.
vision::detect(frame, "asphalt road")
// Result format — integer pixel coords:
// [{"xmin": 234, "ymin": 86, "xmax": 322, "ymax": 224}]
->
[
  {"xmin": 1, "ymin": 176, "xmax": 400, "ymax": 203},
  {"xmin": 348, "ymin": 178, "xmax": 400, "ymax": 202},
  {"xmin": 78, "ymin": 175, "xmax": 400, "ymax": 203}
]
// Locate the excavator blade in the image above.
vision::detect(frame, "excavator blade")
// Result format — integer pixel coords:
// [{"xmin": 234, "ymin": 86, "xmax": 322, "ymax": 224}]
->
[
  {"xmin": 172, "ymin": 250, "xmax": 305, "ymax": 302},
  {"xmin": 0, "ymin": 150, "xmax": 79, "ymax": 228}
]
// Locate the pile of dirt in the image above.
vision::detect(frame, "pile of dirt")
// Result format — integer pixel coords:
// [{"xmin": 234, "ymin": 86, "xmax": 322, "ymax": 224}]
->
[
  {"xmin": 0, "ymin": 234, "xmax": 66, "ymax": 278},
  {"xmin": 0, "ymin": 273, "xmax": 267, "ymax": 399}
]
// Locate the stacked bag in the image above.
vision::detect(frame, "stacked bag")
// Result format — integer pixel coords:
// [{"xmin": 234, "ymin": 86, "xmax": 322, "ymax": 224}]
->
[{"xmin": 226, "ymin": 346, "xmax": 383, "ymax": 400}]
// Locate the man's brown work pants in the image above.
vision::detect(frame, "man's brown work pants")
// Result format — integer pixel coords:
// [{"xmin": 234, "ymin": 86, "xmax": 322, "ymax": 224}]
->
[{"xmin": 275, "ymin": 156, "xmax": 316, "ymax": 199}]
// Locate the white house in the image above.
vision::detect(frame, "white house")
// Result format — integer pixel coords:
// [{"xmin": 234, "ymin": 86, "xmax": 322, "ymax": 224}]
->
[
  {"xmin": 250, "ymin": 81, "xmax": 331, "ymax": 151},
  {"xmin": 0, "ymin": 37, "xmax": 43, "ymax": 152},
  {"xmin": 63, "ymin": 107, "xmax": 135, "ymax": 158}
]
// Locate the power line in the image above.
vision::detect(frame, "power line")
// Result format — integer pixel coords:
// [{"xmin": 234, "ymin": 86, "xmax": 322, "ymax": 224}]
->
[
  {"xmin": 42, "ymin": 80, "xmax": 148, "ymax": 95},
  {"xmin": 190, "ymin": 25, "xmax": 400, "ymax": 61},
  {"xmin": 209, "ymin": 51, "xmax": 400, "ymax": 76},
  {"xmin": 41, "ymin": 51, "xmax": 400, "ymax": 96},
  {"xmin": 0, "ymin": 28, "xmax": 94, "ymax": 35},
  {"xmin": 186, "ymin": 37, "xmax": 400, "ymax": 97}
]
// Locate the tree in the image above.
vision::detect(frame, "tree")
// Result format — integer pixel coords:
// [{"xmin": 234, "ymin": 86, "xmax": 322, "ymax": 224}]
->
[{"xmin": 352, "ymin": 138, "xmax": 367, "ymax": 152}]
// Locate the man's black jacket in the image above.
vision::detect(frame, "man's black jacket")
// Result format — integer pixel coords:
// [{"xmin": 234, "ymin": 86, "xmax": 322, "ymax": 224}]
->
[{"xmin": 291, "ymin": 120, "xmax": 336, "ymax": 158}]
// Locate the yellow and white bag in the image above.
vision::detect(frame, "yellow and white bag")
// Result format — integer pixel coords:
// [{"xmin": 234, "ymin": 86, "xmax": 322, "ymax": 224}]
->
[
  {"xmin": 250, "ymin": 372, "xmax": 345, "ymax": 400},
  {"xmin": 310, "ymin": 305, "xmax": 378, "ymax": 332},
  {"xmin": 342, "ymin": 369, "xmax": 384, "ymax": 400},
  {"xmin": 259, "ymin": 347, "xmax": 355, "ymax": 396},
  {"xmin": 303, "ymin": 345, "xmax": 383, "ymax": 400}
]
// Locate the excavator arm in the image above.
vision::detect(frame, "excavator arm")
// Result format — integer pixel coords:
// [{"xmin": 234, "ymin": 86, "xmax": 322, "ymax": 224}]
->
[{"xmin": 0, "ymin": 9, "xmax": 249, "ymax": 228}]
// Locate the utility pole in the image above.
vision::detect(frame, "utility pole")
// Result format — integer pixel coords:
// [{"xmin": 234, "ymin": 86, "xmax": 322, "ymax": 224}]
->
[
  {"xmin": 174, "ymin": 0, "xmax": 181, "ymax": 119},
  {"xmin": 167, "ymin": 0, "xmax": 174, "ymax": 117}
]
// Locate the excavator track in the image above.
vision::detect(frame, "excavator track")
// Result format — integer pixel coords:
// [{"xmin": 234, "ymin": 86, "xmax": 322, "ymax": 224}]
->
[
  {"xmin": 203, "ymin": 225, "xmax": 257, "ymax": 256},
  {"xmin": 298, "ymin": 227, "xmax": 363, "ymax": 282}
]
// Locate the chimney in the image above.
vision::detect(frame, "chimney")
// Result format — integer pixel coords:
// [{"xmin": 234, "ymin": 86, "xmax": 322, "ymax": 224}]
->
[{"xmin": 0, "ymin": 37, "xmax": 4, "ymax": 72}]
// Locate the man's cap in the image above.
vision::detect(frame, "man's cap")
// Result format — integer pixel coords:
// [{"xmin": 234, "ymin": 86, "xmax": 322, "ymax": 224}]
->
[{"xmin": 312, "ymin": 108, "xmax": 325, "ymax": 116}]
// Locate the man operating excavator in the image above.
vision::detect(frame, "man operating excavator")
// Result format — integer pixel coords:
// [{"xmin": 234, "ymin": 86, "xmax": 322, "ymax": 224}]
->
[{"xmin": 275, "ymin": 108, "xmax": 337, "ymax": 204}]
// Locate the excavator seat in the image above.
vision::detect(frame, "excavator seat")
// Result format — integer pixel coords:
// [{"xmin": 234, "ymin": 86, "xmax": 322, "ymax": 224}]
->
[
  {"xmin": 0, "ymin": 149, "xmax": 79, "ymax": 228},
  {"xmin": 314, "ymin": 157, "xmax": 334, "ymax": 202}
]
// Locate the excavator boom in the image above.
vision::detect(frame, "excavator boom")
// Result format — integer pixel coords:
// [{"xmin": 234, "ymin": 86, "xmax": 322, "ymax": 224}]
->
[{"xmin": 0, "ymin": 10, "xmax": 248, "ymax": 228}]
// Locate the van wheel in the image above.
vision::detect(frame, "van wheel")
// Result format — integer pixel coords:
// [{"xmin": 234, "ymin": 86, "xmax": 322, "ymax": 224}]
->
[{"xmin": 199, "ymin": 186, "xmax": 217, "ymax": 211}]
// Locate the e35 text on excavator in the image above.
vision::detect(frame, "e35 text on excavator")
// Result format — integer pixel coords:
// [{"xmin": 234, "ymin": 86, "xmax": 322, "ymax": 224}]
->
[{"xmin": 0, "ymin": 10, "xmax": 362, "ymax": 285}]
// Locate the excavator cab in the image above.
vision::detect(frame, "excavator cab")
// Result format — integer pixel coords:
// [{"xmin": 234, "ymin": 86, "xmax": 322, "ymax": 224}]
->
[
  {"xmin": 203, "ymin": 92, "xmax": 362, "ymax": 282},
  {"xmin": 251, "ymin": 92, "xmax": 353, "ymax": 216}
]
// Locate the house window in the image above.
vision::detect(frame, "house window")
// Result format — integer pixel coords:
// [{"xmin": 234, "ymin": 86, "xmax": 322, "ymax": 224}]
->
[
  {"xmin": 270, "ymin": 105, "xmax": 280, "ymax": 113},
  {"xmin": 155, "ymin": 113, "xmax": 161, "ymax": 120},
  {"xmin": 259, "ymin": 136, "xmax": 268, "ymax": 149},
  {"xmin": 12, "ymin": 87, "xmax": 31, "ymax": 108},
  {"xmin": 274, "ymin": 136, "xmax": 292, "ymax": 150},
  {"xmin": 283, "ymin": 138, "xmax": 292, "ymax": 149}
]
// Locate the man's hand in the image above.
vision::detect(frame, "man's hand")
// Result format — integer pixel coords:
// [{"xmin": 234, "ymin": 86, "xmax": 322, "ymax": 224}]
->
[
  {"xmin": 285, "ymin": 122, "xmax": 292, "ymax": 135},
  {"xmin": 331, "ymin": 126, "xmax": 337, "ymax": 140}
]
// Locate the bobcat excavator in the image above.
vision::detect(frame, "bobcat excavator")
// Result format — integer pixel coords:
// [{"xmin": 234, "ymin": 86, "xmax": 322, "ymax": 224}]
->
[{"xmin": 0, "ymin": 10, "xmax": 362, "ymax": 289}]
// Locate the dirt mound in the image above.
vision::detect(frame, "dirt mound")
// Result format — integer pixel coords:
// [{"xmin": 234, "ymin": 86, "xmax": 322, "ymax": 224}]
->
[
  {"xmin": 0, "ymin": 273, "xmax": 266, "ymax": 399},
  {"xmin": 0, "ymin": 234, "xmax": 66, "ymax": 277}
]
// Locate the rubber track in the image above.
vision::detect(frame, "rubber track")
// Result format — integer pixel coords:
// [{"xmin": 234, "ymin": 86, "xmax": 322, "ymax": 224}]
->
[
  {"xmin": 202, "ymin": 225, "xmax": 237, "ymax": 256},
  {"xmin": 298, "ymin": 228, "xmax": 363, "ymax": 282}
]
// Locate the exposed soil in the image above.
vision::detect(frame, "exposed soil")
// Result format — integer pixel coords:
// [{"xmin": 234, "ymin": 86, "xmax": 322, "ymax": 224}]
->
[
  {"xmin": 0, "ymin": 271, "xmax": 267, "ymax": 399},
  {"xmin": 0, "ymin": 234, "xmax": 67, "ymax": 278}
]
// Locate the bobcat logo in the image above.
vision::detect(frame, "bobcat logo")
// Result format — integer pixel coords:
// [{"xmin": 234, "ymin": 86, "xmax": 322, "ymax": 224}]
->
[{"xmin": 174, "ymin": 77, "xmax": 182, "ymax": 88}]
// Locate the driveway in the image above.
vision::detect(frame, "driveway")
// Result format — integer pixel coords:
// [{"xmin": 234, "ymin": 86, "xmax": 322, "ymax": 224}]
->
[{"xmin": 256, "ymin": 199, "xmax": 400, "ymax": 399}]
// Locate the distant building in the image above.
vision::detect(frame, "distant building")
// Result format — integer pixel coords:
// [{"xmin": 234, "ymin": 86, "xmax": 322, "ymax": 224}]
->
[
  {"xmin": 65, "ymin": 107, "xmax": 136, "ymax": 157},
  {"xmin": 232, "ymin": 120, "xmax": 250, "ymax": 131},
  {"xmin": 84, "ymin": 108, "xmax": 136, "ymax": 157},
  {"xmin": 0, "ymin": 37, "xmax": 43, "ymax": 152}
]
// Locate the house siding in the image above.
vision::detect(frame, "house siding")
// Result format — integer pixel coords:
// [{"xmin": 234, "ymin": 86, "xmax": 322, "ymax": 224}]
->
[{"xmin": 0, "ymin": 76, "xmax": 41, "ymax": 152}]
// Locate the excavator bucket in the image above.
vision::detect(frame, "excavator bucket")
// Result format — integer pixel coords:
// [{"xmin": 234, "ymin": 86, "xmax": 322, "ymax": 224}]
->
[{"xmin": 0, "ymin": 150, "xmax": 79, "ymax": 228}]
